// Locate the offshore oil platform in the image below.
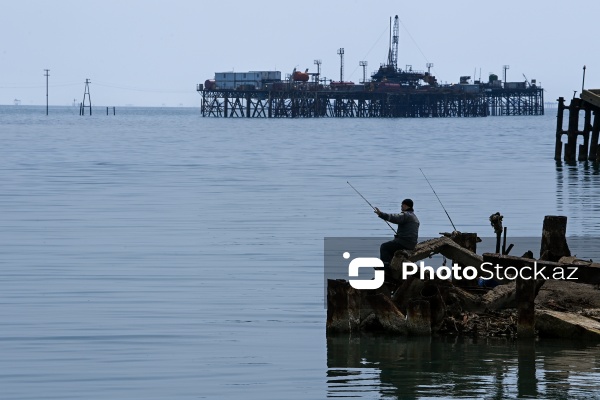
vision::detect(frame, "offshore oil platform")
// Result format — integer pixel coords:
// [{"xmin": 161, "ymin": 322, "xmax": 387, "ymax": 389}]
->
[{"xmin": 197, "ymin": 16, "xmax": 544, "ymax": 118}]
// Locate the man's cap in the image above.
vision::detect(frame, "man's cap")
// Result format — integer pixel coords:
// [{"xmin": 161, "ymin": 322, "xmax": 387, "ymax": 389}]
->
[{"xmin": 402, "ymin": 198, "xmax": 414, "ymax": 208}]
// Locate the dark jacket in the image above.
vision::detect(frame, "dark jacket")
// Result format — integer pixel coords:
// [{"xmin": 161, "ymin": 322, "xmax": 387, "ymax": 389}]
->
[{"xmin": 378, "ymin": 209, "xmax": 420, "ymax": 250}]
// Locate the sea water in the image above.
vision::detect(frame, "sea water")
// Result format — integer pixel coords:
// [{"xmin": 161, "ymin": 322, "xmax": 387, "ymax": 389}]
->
[{"xmin": 1, "ymin": 105, "xmax": 599, "ymax": 399}]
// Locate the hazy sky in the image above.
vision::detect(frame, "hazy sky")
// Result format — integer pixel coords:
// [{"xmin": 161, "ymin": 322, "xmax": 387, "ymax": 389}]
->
[{"xmin": 1, "ymin": 0, "xmax": 599, "ymax": 107}]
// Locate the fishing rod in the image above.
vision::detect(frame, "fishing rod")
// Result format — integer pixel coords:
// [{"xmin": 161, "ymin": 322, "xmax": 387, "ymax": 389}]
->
[
  {"xmin": 419, "ymin": 168, "xmax": 457, "ymax": 231},
  {"xmin": 347, "ymin": 181, "xmax": 396, "ymax": 234}
]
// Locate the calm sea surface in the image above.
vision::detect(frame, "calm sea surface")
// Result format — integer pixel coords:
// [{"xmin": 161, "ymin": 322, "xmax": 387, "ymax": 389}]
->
[{"xmin": 1, "ymin": 105, "xmax": 599, "ymax": 399}]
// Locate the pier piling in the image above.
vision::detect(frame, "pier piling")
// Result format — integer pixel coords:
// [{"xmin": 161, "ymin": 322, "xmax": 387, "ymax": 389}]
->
[
  {"xmin": 590, "ymin": 110, "xmax": 600, "ymax": 161},
  {"xmin": 557, "ymin": 90, "xmax": 600, "ymax": 162}
]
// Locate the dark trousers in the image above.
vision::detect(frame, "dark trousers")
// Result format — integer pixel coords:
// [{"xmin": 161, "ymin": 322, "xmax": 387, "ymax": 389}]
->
[{"xmin": 380, "ymin": 240, "xmax": 408, "ymax": 267}]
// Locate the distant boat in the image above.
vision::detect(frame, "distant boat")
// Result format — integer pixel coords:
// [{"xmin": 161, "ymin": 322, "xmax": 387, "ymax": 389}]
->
[{"xmin": 13, "ymin": 99, "xmax": 21, "ymax": 105}]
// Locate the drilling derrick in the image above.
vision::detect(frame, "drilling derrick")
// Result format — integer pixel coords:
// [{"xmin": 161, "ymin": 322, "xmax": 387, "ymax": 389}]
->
[
  {"xmin": 372, "ymin": 14, "xmax": 434, "ymax": 87},
  {"xmin": 387, "ymin": 15, "xmax": 399, "ymax": 70}
]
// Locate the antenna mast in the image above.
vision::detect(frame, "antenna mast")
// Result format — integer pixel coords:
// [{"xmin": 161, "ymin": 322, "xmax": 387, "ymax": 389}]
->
[{"xmin": 337, "ymin": 48, "xmax": 344, "ymax": 82}]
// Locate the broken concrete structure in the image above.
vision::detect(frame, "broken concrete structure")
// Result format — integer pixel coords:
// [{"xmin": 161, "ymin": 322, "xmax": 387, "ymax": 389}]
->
[{"xmin": 327, "ymin": 215, "xmax": 600, "ymax": 340}]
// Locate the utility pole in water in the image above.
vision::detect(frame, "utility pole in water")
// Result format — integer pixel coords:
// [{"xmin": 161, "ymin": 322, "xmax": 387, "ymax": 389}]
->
[
  {"xmin": 44, "ymin": 69, "xmax": 50, "ymax": 115},
  {"xmin": 81, "ymin": 79, "xmax": 92, "ymax": 116}
]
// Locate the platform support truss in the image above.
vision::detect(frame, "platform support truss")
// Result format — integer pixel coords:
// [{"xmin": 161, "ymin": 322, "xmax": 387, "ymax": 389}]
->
[
  {"xmin": 200, "ymin": 88, "xmax": 544, "ymax": 118},
  {"xmin": 485, "ymin": 89, "xmax": 544, "ymax": 116}
]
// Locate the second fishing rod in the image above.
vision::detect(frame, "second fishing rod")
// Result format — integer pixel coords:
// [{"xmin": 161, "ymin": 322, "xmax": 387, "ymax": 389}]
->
[
  {"xmin": 419, "ymin": 168, "xmax": 457, "ymax": 231},
  {"xmin": 348, "ymin": 171, "xmax": 457, "ymax": 233}
]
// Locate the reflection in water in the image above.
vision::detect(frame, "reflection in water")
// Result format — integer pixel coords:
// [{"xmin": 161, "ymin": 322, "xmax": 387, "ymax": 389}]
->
[
  {"xmin": 327, "ymin": 334, "xmax": 600, "ymax": 399},
  {"xmin": 555, "ymin": 161, "xmax": 600, "ymax": 236}
]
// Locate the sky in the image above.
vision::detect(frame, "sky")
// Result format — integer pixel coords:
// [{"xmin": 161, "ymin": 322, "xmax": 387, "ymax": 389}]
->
[{"xmin": 1, "ymin": 0, "xmax": 599, "ymax": 107}]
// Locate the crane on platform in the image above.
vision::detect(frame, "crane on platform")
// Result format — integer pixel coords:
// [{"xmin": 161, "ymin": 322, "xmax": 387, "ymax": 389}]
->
[{"xmin": 387, "ymin": 15, "xmax": 399, "ymax": 71}]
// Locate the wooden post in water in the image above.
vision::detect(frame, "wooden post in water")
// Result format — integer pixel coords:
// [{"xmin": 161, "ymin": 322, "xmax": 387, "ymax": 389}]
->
[
  {"xmin": 516, "ymin": 251, "xmax": 536, "ymax": 338},
  {"xmin": 565, "ymin": 99, "xmax": 580, "ymax": 162},
  {"xmin": 555, "ymin": 98, "xmax": 565, "ymax": 160},
  {"xmin": 540, "ymin": 215, "xmax": 570, "ymax": 262},
  {"xmin": 517, "ymin": 216, "xmax": 570, "ymax": 338},
  {"xmin": 536, "ymin": 216, "xmax": 570, "ymax": 308},
  {"xmin": 590, "ymin": 110, "xmax": 600, "ymax": 161},
  {"xmin": 580, "ymin": 107, "xmax": 592, "ymax": 161}
]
